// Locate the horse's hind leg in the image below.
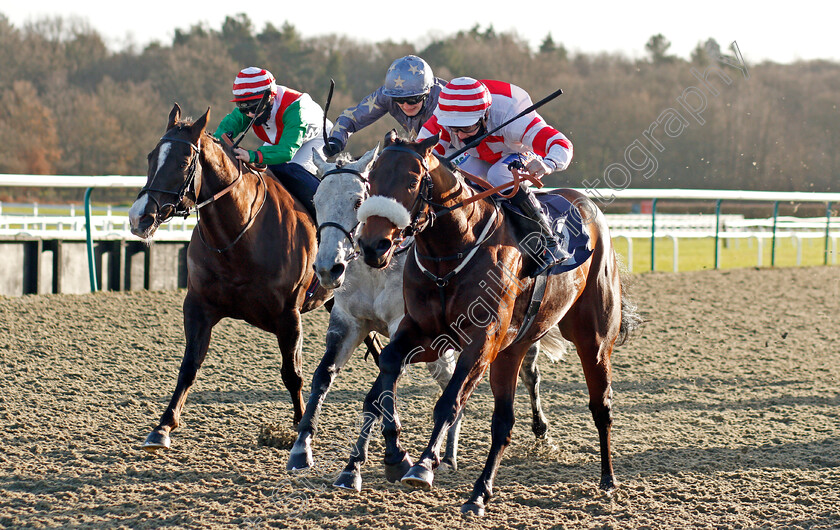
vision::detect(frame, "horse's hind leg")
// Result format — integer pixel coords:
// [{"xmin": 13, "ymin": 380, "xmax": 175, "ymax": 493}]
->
[
  {"xmin": 288, "ymin": 313, "xmax": 368, "ymax": 471},
  {"xmin": 519, "ymin": 342, "xmax": 549, "ymax": 439},
  {"xmin": 426, "ymin": 350, "xmax": 463, "ymax": 471},
  {"xmin": 276, "ymin": 309, "xmax": 305, "ymax": 426},
  {"xmin": 143, "ymin": 293, "xmax": 219, "ymax": 452},
  {"xmin": 562, "ymin": 307, "xmax": 619, "ymax": 491}
]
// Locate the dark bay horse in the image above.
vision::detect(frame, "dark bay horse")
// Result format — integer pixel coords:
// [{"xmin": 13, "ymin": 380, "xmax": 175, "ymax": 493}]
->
[
  {"xmin": 337, "ymin": 132, "xmax": 640, "ymax": 515},
  {"xmin": 129, "ymin": 104, "xmax": 331, "ymax": 451}
]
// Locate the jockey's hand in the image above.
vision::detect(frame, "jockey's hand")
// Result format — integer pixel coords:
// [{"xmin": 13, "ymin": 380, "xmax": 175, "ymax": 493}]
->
[
  {"xmin": 233, "ymin": 148, "xmax": 251, "ymax": 162},
  {"xmin": 323, "ymin": 138, "xmax": 343, "ymax": 158},
  {"xmin": 525, "ymin": 158, "xmax": 556, "ymax": 179}
]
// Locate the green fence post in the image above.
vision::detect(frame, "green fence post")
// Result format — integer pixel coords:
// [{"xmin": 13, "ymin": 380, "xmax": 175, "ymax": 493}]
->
[
  {"xmin": 84, "ymin": 187, "xmax": 98, "ymax": 292},
  {"xmin": 714, "ymin": 199, "xmax": 722, "ymax": 269},
  {"xmin": 650, "ymin": 198, "xmax": 658, "ymax": 272},
  {"xmin": 825, "ymin": 201, "xmax": 833, "ymax": 266},
  {"xmin": 771, "ymin": 201, "xmax": 779, "ymax": 267}
]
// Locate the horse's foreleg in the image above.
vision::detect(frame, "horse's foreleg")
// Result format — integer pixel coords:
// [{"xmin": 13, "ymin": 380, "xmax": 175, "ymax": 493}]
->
[
  {"xmin": 276, "ymin": 309, "xmax": 305, "ymax": 426},
  {"xmin": 288, "ymin": 315, "xmax": 367, "ymax": 471},
  {"xmin": 519, "ymin": 342, "xmax": 549, "ymax": 439},
  {"xmin": 462, "ymin": 347, "xmax": 529, "ymax": 516},
  {"xmin": 143, "ymin": 294, "xmax": 218, "ymax": 452},
  {"xmin": 426, "ymin": 350, "xmax": 462, "ymax": 471},
  {"xmin": 333, "ymin": 368, "xmax": 387, "ymax": 491},
  {"xmin": 402, "ymin": 343, "xmax": 492, "ymax": 490}
]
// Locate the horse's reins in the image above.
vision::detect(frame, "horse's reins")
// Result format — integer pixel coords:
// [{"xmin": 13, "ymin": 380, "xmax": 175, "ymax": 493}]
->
[
  {"xmin": 140, "ymin": 133, "xmax": 267, "ymax": 253},
  {"xmin": 196, "ymin": 155, "xmax": 267, "ymax": 254},
  {"xmin": 379, "ymin": 145, "xmax": 502, "ymax": 317}
]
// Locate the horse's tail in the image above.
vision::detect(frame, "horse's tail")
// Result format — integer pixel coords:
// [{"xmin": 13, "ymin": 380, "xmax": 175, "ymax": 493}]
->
[
  {"xmin": 538, "ymin": 327, "xmax": 572, "ymax": 362},
  {"xmin": 615, "ymin": 255, "xmax": 643, "ymax": 346}
]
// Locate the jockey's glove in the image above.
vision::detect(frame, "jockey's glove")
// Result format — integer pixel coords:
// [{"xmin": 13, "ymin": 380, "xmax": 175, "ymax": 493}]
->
[{"xmin": 323, "ymin": 138, "xmax": 344, "ymax": 158}]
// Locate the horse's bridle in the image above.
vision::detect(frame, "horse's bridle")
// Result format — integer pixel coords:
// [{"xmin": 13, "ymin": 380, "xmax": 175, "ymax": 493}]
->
[
  {"xmin": 316, "ymin": 166, "xmax": 370, "ymax": 259},
  {"xmin": 137, "ymin": 135, "xmax": 202, "ymax": 223},
  {"xmin": 379, "ymin": 145, "xmax": 437, "ymax": 239}
]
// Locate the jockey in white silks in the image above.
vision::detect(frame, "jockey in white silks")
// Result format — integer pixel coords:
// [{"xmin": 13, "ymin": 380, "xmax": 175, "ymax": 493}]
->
[{"xmin": 417, "ymin": 77, "xmax": 574, "ymax": 275}]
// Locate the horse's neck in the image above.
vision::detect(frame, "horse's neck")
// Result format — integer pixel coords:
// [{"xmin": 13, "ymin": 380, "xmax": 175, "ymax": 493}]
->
[
  {"xmin": 424, "ymin": 166, "xmax": 496, "ymax": 244},
  {"xmin": 197, "ymin": 141, "xmax": 256, "ymax": 222}
]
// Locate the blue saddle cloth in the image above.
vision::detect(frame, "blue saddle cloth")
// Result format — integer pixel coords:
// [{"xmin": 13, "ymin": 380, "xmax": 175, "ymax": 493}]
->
[{"xmin": 500, "ymin": 192, "xmax": 593, "ymax": 275}]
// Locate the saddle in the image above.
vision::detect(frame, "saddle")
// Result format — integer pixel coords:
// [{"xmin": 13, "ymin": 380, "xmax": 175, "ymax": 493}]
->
[{"xmin": 499, "ymin": 191, "xmax": 592, "ymax": 276}]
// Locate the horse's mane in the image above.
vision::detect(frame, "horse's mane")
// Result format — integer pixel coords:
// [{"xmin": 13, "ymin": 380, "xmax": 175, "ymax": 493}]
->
[{"xmin": 334, "ymin": 152, "xmax": 354, "ymax": 168}]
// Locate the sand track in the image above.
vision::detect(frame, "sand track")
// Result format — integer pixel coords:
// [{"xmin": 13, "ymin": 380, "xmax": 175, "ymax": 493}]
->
[{"xmin": 1, "ymin": 266, "xmax": 838, "ymax": 528}]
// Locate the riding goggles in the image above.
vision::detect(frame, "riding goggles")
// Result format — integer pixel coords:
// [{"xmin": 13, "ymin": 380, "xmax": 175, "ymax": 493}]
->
[
  {"xmin": 392, "ymin": 94, "xmax": 427, "ymax": 105},
  {"xmin": 237, "ymin": 100, "xmax": 262, "ymax": 114},
  {"xmin": 449, "ymin": 121, "xmax": 482, "ymax": 135}
]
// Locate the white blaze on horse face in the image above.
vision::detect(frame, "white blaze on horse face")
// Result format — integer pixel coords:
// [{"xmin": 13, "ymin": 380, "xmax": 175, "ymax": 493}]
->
[
  {"xmin": 154, "ymin": 143, "xmax": 171, "ymax": 180},
  {"xmin": 129, "ymin": 142, "xmax": 172, "ymax": 232},
  {"xmin": 129, "ymin": 195, "xmax": 150, "ymax": 230}
]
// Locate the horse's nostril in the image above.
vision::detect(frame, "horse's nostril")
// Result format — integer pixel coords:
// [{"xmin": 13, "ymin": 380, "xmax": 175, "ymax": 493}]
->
[
  {"xmin": 330, "ymin": 263, "xmax": 346, "ymax": 278},
  {"xmin": 374, "ymin": 239, "xmax": 392, "ymax": 253}
]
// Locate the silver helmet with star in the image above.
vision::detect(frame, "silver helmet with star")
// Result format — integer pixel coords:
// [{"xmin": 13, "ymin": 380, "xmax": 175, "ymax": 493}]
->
[{"xmin": 382, "ymin": 55, "xmax": 434, "ymax": 98}]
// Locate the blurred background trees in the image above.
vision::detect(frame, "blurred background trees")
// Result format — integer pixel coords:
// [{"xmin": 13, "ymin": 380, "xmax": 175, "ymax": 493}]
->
[{"xmin": 0, "ymin": 12, "xmax": 837, "ymax": 199}]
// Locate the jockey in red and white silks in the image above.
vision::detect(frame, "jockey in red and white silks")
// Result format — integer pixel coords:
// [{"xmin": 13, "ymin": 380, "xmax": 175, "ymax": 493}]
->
[
  {"xmin": 417, "ymin": 77, "xmax": 572, "ymax": 190},
  {"xmin": 417, "ymin": 77, "xmax": 574, "ymax": 274}
]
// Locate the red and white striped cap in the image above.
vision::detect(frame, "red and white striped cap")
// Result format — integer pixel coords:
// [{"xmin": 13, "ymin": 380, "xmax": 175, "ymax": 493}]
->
[
  {"xmin": 230, "ymin": 67, "xmax": 277, "ymax": 102},
  {"xmin": 434, "ymin": 77, "xmax": 492, "ymax": 127}
]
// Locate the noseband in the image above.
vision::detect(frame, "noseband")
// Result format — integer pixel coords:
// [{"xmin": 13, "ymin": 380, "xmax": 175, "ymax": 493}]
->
[
  {"xmin": 137, "ymin": 135, "xmax": 201, "ymax": 222},
  {"xmin": 316, "ymin": 166, "xmax": 369, "ymax": 257}
]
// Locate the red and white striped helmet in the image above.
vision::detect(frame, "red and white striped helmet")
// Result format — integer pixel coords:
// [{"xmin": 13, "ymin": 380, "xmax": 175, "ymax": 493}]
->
[
  {"xmin": 230, "ymin": 67, "xmax": 278, "ymax": 102},
  {"xmin": 434, "ymin": 77, "xmax": 492, "ymax": 127}
]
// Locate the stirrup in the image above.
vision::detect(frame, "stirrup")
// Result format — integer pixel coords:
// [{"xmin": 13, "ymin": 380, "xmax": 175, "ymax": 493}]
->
[{"xmin": 531, "ymin": 239, "xmax": 568, "ymax": 276}]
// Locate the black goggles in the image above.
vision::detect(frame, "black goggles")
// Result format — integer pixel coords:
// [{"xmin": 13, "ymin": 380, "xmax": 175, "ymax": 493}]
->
[
  {"xmin": 237, "ymin": 99, "xmax": 262, "ymax": 113},
  {"xmin": 392, "ymin": 94, "xmax": 427, "ymax": 105}
]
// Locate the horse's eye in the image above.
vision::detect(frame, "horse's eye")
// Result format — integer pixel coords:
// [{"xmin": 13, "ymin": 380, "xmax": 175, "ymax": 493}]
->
[
  {"xmin": 354, "ymin": 198, "xmax": 363, "ymax": 210},
  {"xmin": 409, "ymin": 178, "xmax": 419, "ymax": 189}
]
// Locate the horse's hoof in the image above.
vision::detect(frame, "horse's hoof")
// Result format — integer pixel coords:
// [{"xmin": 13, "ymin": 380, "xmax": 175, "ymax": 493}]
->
[
  {"xmin": 461, "ymin": 499, "xmax": 486, "ymax": 516},
  {"xmin": 142, "ymin": 430, "xmax": 171, "ymax": 452},
  {"xmin": 438, "ymin": 456, "xmax": 457, "ymax": 473},
  {"xmin": 600, "ymin": 475, "xmax": 618, "ymax": 493},
  {"xmin": 287, "ymin": 438, "xmax": 313, "ymax": 471},
  {"xmin": 400, "ymin": 464, "xmax": 434, "ymax": 490},
  {"xmin": 333, "ymin": 470, "xmax": 362, "ymax": 492},
  {"xmin": 384, "ymin": 453, "xmax": 413, "ymax": 483}
]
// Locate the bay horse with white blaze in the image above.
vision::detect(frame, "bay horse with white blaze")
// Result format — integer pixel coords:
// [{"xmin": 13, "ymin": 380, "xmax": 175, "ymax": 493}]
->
[
  {"xmin": 337, "ymin": 132, "xmax": 640, "ymax": 515},
  {"xmin": 129, "ymin": 104, "xmax": 330, "ymax": 451}
]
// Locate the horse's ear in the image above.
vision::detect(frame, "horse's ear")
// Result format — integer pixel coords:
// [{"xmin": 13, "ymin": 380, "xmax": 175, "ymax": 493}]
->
[
  {"xmin": 418, "ymin": 133, "xmax": 440, "ymax": 157},
  {"xmin": 167, "ymin": 103, "xmax": 181, "ymax": 131},
  {"xmin": 383, "ymin": 129, "xmax": 398, "ymax": 147},
  {"xmin": 311, "ymin": 147, "xmax": 329, "ymax": 178},
  {"xmin": 192, "ymin": 107, "xmax": 210, "ymax": 135},
  {"xmin": 358, "ymin": 145, "xmax": 379, "ymax": 171}
]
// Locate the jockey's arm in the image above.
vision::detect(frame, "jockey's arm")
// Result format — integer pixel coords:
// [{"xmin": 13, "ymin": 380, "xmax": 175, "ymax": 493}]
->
[
  {"xmin": 511, "ymin": 114, "xmax": 573, "ymax": 177},
  {"xmin": 328, "ymin": 88, "xmax": 390, "ymax": 150},
  {"xmin": 213, "ymin": 108, "xmax": 249, "ymax": 141},
  {"xmin": 416, "ymin": 115, "xmax": 452, "ymax": 157}
]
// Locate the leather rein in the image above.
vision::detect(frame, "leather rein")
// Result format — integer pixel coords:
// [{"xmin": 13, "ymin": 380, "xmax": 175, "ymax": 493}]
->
[{"xmin": 138, "ymin": 134, "xmax": 266, "ymax": 253}]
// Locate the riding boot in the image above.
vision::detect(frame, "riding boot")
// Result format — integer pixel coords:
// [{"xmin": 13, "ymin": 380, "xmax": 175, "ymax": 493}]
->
[{"xmin": 509, "ymin": 187, "xmax": 568, "ymax": 276}]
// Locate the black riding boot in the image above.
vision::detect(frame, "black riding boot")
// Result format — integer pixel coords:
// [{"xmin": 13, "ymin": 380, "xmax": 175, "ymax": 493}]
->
[{"xmin": 509, "ymin": 187, "xmax": 568, "ymax": 276}]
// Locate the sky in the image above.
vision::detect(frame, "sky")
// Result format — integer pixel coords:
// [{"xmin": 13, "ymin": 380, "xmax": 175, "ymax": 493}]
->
[{"xmin": 2, "ymin": 1, "xmax": 838, "ymax": 64}]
